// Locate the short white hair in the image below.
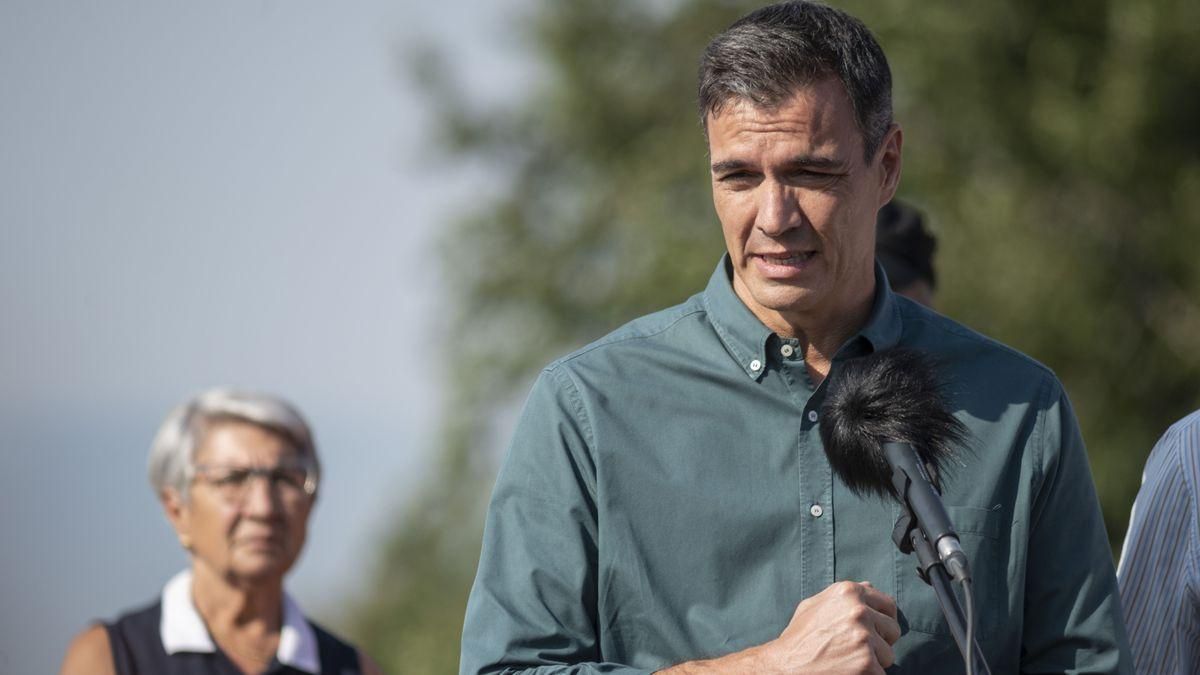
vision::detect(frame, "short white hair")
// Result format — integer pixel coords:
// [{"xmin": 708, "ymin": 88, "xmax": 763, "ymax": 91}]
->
[{"xmin": 148, "ymin": 388, "xmax": 320, "ymax": 499}]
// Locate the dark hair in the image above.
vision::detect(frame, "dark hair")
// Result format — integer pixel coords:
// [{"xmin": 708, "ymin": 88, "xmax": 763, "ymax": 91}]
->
[
  {"xmin": 876, "ymin": 200, "xmax": 937, "ymax": 289},
  {"xmin": 698, "ymin": 1, "xmax": 893, "ymax": 160}
]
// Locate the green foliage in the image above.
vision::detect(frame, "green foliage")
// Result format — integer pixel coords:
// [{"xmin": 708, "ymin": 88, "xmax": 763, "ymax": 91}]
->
[
  {"xmin": 355, "ymin": 1, "xmax": 1200, "ymax": 671},
  {"xmin": 856, "ymin": 0, "xmax": 1200, "ymax": 532}
]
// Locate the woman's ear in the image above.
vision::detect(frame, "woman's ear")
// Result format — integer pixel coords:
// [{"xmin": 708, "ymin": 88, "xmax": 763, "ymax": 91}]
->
[{"xmin": 160, "ymin": 488, "xmax": 192, "ymax": 551}]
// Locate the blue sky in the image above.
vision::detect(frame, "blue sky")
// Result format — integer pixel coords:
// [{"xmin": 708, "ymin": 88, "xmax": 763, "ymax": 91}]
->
[{"xmin": 0, "ymin": 1, "xmax": 531, "ymax": 672}]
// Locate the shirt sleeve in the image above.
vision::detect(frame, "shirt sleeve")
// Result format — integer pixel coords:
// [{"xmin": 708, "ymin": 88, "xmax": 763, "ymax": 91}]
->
[
  {"xmin": 459, "ymin": 366, "xmax": 653, "ymax": 675},
  {"xmin": 1020, "ymin": 384, "xmax": 1133, "ymax": 674},
  {"xmin": 1117, "ymin": 416, "xmax": 1200, "ymax": 674}
]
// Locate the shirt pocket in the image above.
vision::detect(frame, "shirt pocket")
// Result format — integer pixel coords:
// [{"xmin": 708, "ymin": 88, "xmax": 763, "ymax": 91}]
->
[{"xmin": 895, "ymin": 504, "xmax": 1006, "ymax": 638}]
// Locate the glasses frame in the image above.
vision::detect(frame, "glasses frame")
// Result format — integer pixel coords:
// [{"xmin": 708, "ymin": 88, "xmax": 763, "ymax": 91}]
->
[{"xmin": 189, "ymin": 462, "xmax": 318, "ymax": 504}]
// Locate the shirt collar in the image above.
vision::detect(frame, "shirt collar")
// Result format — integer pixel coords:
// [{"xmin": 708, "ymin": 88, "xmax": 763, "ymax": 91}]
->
[
  {"xmin": 702, "ymin": 255, "xmax": 776, "ymax": 380},
  {"xmin": 702, "ymin": 255, "xmax": 903, "ymax": 378},
  {"xmin": 159, "ymin": 569, "xmax": 321, "ymax": 674},
  {"xmin": 855, "ymin": 260, "xmax": 904, "ymax": 355}
]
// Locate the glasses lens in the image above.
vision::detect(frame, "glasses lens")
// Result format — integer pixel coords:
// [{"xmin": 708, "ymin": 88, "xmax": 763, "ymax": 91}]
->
[
  {"xmin": 271, "ymin": 466, "xmax": 311, "ymax": 493},
  {"xmin": 196, "ymin": 467, "xmax": 247, "ymax": 502},
  {"xmin": 195, "ymin": 464, "xmax": 315, "ymax": 504}
]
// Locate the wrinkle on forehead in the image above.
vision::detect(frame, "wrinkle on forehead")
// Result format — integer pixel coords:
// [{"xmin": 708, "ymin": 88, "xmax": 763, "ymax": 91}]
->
[{"xmin": 706, "ymin": 79, "xmax": 864, "ymax": 162}]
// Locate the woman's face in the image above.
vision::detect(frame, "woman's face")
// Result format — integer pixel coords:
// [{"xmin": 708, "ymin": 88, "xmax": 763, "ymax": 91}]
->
[{"xmin": 164, "ymin": 421, "xmax": 314, "ymax": 587}]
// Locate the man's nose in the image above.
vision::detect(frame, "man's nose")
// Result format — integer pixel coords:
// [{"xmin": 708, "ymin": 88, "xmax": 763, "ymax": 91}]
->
[{"xmin": 755, "ymin": 182, "xmax": 801, "ymax": 236}]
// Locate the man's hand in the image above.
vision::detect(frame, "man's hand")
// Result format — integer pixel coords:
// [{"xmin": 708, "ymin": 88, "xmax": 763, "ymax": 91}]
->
[
  {"xmin": 658, "ymin": 581, "xmax": 900, "ymax": 675},
  {"xmin": 761, "ymin": 581, "xmax": 900, "ymax": 673}
]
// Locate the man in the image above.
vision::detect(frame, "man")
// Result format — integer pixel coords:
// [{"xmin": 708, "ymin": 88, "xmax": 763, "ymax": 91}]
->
[
  {"xmin": 1118, "ymin": 408, "xmax": 1200, "ymax": 673},
  {"xmin": 876, "ymin": 200, "xmax": 937, "ymax": 308},
  {"xmin": 460, "ymin": 3, "xmax": 1130, "ymax": 673}
]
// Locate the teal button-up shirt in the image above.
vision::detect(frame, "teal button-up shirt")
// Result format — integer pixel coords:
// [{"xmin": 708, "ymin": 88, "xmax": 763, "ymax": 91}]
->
[{"xmin": 461, "ymin": 257, "xmax": 1131, "ymax": 674}]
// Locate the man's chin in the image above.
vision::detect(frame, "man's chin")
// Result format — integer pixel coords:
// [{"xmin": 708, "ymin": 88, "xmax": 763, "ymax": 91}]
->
[{"xmin": 751, "ymin": 285, "xmax": 821, "ymax": 314}]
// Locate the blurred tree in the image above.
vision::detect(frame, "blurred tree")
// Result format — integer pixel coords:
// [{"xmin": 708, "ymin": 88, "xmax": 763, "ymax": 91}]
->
[{"xmin": 352, "ymin": 1, "xmax": 1200, "ymax": 671}]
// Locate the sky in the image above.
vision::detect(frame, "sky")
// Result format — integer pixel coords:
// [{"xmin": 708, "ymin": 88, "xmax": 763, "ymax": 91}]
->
[{"xmin": 0, "ymin": 1, "xmax": 532, "ymax": 672}]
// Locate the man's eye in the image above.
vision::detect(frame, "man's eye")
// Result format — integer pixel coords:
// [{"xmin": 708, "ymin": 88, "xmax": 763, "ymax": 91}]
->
[
  {"xmin": 719, "ymin": 172, "xmax": 758, "ymax": 185},
  {"xmin": 791, "ymin": 170, "xmax": 841, "ymax": 183}
]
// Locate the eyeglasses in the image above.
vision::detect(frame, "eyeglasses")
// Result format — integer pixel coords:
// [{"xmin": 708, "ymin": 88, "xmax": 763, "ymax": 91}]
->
[{"xmin": 191, "ymin": 463, "xmax": 317, "ymax": 505}]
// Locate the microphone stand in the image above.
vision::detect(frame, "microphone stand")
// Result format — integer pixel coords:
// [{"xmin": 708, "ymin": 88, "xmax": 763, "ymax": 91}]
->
[{"xmin": 892, "ymin": 507, "xmax": 992, "ymax": 675}]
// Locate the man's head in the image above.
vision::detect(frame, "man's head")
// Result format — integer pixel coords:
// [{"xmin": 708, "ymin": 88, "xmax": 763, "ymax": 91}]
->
[
  {"xmin": 698, "ymin": 1, "xmax": 893, "ymax": 162},
  {"xmin": 700, "ymin": 2, "xmax": 901, "ymax": 335}
]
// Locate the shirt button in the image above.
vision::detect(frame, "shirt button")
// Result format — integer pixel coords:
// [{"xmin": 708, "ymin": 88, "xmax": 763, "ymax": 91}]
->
[
  {"xmin": 807, "ymin": 410, "xmax": 818, "ymax": 423},
  {"xmin": 781, "ymin": 344, "xmax": 795, "ymax": 358},
  {"xmin": 749, "ymin": 359, "xmax": 762, "ymax": 372},
  {"xmin": 810, "ymin": 504, "xmax": 824, "ymax": 518}
]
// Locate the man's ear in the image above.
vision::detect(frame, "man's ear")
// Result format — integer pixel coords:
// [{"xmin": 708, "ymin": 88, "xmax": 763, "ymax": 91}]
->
[
  {"xmin": 876, "ymin": 124, "xmax": 903, "ymax": 207},
  {"xmin": 160, "ymin": 487, "xmax": 192, "ymax": 551}
]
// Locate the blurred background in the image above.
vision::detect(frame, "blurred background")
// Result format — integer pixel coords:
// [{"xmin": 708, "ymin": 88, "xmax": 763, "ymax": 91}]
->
[{"xmin": 3, "ymin": 1, "xmax": 1199, "ymax": 673}]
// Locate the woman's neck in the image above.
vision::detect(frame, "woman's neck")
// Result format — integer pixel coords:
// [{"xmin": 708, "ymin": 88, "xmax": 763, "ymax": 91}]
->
[
  {"xmin": 190, "ymin": 563, "xmax": 283, "ymax": 628},
  {"xmin": 189, "ymin": 563, "xmax": 283, "ymax": 673}
]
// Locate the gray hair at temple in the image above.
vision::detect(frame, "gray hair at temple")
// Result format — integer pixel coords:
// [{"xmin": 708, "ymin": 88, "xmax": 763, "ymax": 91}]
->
[
  {"xmin": 147, "ymin": 388, "xmax": 320, "ymax": 500},
  {"xmin": 697, "ymin": 1, "xmax": 893, "ymax": 161}
]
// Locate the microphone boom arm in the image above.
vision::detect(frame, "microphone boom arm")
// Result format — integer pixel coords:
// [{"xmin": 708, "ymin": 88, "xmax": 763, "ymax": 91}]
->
[{"xmin": 886, "ymin": 442, "xmax": 990, "ymax": 675}]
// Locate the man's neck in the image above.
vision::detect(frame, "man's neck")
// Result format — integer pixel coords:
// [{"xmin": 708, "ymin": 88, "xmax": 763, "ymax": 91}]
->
[{"xmin": 752, "ymin": 286, "xmax": 876, "ymax": 388}]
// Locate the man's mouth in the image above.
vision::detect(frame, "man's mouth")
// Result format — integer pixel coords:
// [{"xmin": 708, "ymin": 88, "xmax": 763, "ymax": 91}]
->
[{"xmin": 757, "ymin": 251, "xmax": 817, "ymax": 265}]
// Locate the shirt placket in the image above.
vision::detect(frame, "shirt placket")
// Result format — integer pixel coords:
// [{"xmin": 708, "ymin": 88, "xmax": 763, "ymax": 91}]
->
[{"xmin": 775, "ymin": 338, "xmax": 835, "ymax": 600}]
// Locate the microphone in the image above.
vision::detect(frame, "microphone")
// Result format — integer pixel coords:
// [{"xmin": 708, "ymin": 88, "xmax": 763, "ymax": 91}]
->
[{"xmin": 819, "ymin": 347, "xmax": 972, "ymax": 581}]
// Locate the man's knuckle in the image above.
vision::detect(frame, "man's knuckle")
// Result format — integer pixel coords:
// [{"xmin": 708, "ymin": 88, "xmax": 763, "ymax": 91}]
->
[{"xmin": 834, "ymin": 580, "xmax": 859, "ymax": 596}]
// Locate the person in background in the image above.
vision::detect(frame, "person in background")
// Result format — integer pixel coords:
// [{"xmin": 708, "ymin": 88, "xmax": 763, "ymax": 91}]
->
[
  {"xmin": 59, "ymin": 388, "xmax": 383, "ymax": 675},
  {"xmin": 1118, "ymin": 408, "xmax": 1200, "ymax": 674},
  {"xmin": 876, "ymin": 199, "xmax": 937, "ymax": 308}
]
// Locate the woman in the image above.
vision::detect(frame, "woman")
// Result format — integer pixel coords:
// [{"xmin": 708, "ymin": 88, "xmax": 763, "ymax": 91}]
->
[{"xmin": 60, "ymin": 389, "xmax": 384, "ymax": 675}]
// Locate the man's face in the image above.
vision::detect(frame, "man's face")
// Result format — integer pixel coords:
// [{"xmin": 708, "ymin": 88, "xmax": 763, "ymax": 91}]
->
[{"xmin": 707, "ymin": 78, "xmax": 901, "ymax": 333}]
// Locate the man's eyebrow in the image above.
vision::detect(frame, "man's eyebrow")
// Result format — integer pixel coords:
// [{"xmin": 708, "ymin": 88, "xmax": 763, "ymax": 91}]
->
[
  {"xmin": 710, "ymin": 159, "xmax": 751, "ymax": 174},
  {"xmin": 710, "ymin": 156, "xmax": 848, "ymax": 174},
  {"xmin": 784, "ymin": 155, "xmax": 848, "ymax": 171}
]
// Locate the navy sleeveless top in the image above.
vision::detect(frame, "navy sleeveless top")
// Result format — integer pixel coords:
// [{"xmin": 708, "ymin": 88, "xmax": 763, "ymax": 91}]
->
[{"xmin": 104, "ymin": 601, "xmax": 363, "ymax": 675}]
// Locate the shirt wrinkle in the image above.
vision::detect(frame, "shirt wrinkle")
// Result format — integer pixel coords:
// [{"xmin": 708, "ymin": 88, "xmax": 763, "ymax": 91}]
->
[
  {"xmin": 899, "ymin": 309, "xmax": 1058, "ymax": 383},
  {"xmin": 545, "ymin": 307, "xmax": 708, "ymax": 372},
  {"xmin": 552, "ymin": 366, "xmax": 601, "ymax": 510},
  {"xmin": 1029, "ymin": 376, "xmax": 1052, "ymax": 517}
]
